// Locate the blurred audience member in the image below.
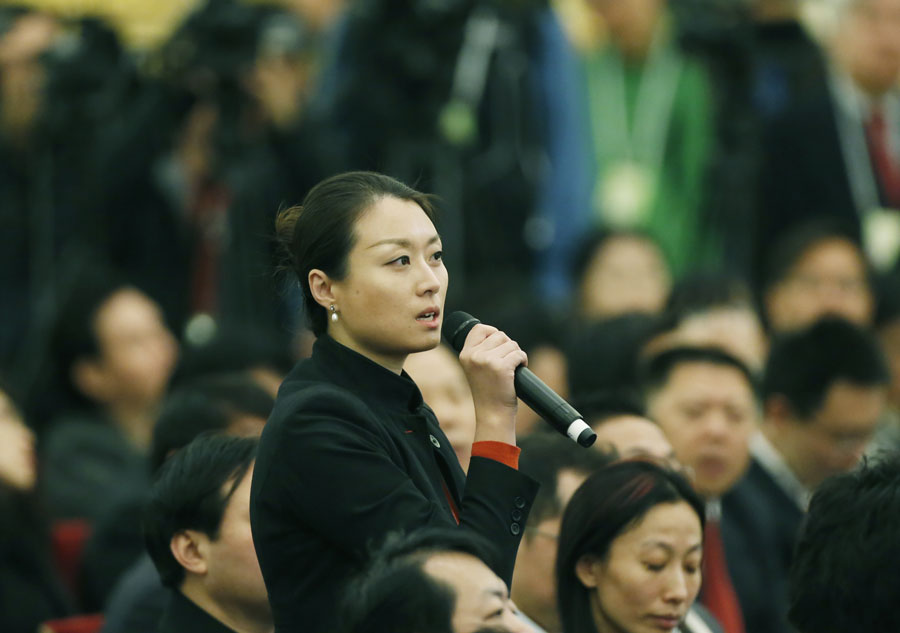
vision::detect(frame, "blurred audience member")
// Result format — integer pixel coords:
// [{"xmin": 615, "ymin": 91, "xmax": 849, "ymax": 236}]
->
[
  {"xmin": 641, "ymin": 346, "xmax": 787, "ymax": 633},
  {"xmin": 405, "ymin": 345, "xmax": 477, "ymax": 471},
  {"xmin": 727, "ymin": 317, "xmax": 888, "ymax": 627},
  {"xmin": 341, "ymin": 527, "xmax": 530, "ymax": 633},
  {"xmin": 761, "ymin": 222, "xmax": 874, "ymax": 334},
  {"xmin": 642, "ymin": 348, "xmax": 758, "ymax": 501},
  {"xmin": 657, "ymin": 273, "xmax": 767, "ymax": 373},
  {"xmin": 573, "ymin": 230, "xmax": 671, "ymax": 321},
  {"xmin": 758, "ymin": 0, "xmax": 900, "ymax": 272},
  {"xmin": 334, "ymin": 0, "xmax": 586, "ymax": 303},
  {"xmin": 556, "ymin": 460, "xmax": 721, "ymax": 633},
  {"xmin": 94, "ymin": 0, "xmax": 335, "ymax": 342},
  {"xmin": 581, "ymin": 0, "xmax": 719, "ymax": 276},
  {"xmin": 788, "ymin": 455, "xmax": 900, "ymax": 633},
  {"xmin": 144, "ymin": 435, "xmax": 272, "ymax": 633},
  {"xmin": 100, "ymin": 373, "xmax": 274, "ymax": 633},
  {"xmin": 512, "ymin": 434, "xmax": 613, "ymax": 633},
  {"xmin": 578, "ymin": 391, "xmax": 678, "ymax": 465},
  {"xmin": 0, "ymin": 384, "xmax": 70, "ymax": 633},
  {"xmin": 42, "ymin": 270, "xmax": 178, "ymax": 522},
  {"xmin": 82, "ymin": 372, "xmax": 274, "ymax": 611}
]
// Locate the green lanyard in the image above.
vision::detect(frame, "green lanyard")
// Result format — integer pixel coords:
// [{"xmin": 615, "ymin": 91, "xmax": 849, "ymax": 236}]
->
[{"xmin": 586, "ymin": 21, "xmax": 684, "ymax": 226}]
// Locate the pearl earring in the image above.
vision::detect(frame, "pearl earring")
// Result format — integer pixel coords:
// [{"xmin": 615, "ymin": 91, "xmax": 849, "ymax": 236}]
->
[{"xmin": 330, "ymin": 305, "xmax": 338, "ymax": 322}]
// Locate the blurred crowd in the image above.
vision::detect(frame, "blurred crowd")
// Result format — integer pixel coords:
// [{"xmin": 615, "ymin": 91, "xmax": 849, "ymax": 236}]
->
[{"xmin": 1, "ymin": 0, "xmax": 900, "ymax": 632}]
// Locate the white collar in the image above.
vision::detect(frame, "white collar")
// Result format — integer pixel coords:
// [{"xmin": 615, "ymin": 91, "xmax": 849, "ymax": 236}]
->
[{"xmin": 750, "ymin": 431, "xmax": 811, "ymax": 511}]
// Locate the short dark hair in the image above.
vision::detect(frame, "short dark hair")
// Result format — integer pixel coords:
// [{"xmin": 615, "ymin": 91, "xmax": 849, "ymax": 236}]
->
[
  {"xmin": 556, "ymin": 460, "xmax": 705, "ymax": 633},
  {"xmin": 762, "ymin": 219, "xmax": 867, "ymax": 294},
  {"xmin": 572, "ymin": 228, "xmax": 668, "ymax": 288},
  {"xmin": 171, "ymin": 328, "xmax": 294, "ymax": 388},
  {"xmin": 664, "ymin": 272, "xmax": 757, "ymax": 320},
  {"xmin": 144, "ymin": 434, "xmax": 258, "ymax": 588},
  {"xmin": 150, "ymin": 373, "xmax": 274, "ymax": 471},
  {"xmin": 276, "ymin": 171, "xmax": 438, "ymax": 337},
  {"xmin": 788, "ymin": 455, "xmax": 900, "ymax": 633},
  {"xmin": 518, "ymin": 434, "xmax": 615, "ymax": 526},
  {"xmin": 565, "ymin": 314, "xmax": 660, "ymax": 402},
  {"xmin": 639, "ymin": 346, "xmax": 759, "ymax": 401},
  {"xmin": 573, "ymin": 389, "xmax": 647, "ymax": 429},
  {"xmin": 763, "ymin": 317, "xmax": 889, "ymax": 419},
  {"xmin": 340, "ymin": 528, "xmax": 501, "ymax": 633}
]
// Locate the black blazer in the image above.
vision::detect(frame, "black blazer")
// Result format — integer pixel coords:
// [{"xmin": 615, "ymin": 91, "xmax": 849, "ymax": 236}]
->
[
  {"xmin": 738, "ymin": 459, "xmax": 805, "ymax": 588},
  {"xmin": 250, "ymin": 336, "xmax": 539, "ymax": 633},
  {"xmin": 721, "ymin": 459, "xmax": 801, "ymax": 633}
]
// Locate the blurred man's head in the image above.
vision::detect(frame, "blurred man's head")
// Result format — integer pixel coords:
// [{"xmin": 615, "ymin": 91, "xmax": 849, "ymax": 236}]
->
[
  {"xmin": 580, "ymin": 391, "xmax": 677, "ymax": 465},
  {"xmin": 762, "ymin": 317, "xmax": 889, "ymax": 488},
  {"xmin": 512, "ymin": 434, "xmax": 614, "ymax": 633},
  {"xmin": 642, "ymin": 347, "xmax": 759, "ymax": 498},
  {"xmin": 830, "ymin": 0, "xmax": 900, "ymax": 97},
  {"xmin": 342, "ymin": 528, "xmax": 530, "ymax": 633},
  {"xmin": 763, "ymin": 223, "xmax": 873, "ymax": 334},
  {"xmin": 144, "ymin": 435, "xmax": 271, "ymax": 632},
  {"xmin": 659, "ymin": 273, "xmax": 768, "ymax": 372},
  {"xmin": 574, "ymin": 230, "xmax": 671, "ymax": 321},
  {"xmin": 54, "ymin": 270, "xmax": 178, "ymax": 421},
  {"xmin": 405, "ymin": 345, "xmax": 477, "ymax": 470},
  {"xmin": 789, "ymin": 456, "xmax": 900, "ymax": 633}
]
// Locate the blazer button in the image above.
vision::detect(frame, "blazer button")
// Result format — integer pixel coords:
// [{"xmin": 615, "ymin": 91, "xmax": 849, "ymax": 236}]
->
[
  {"xmin": 510, "ymin": 522, "xmax": 521, "ymax": 536},
  {"xmin": 511, "ymin": 509, "xmax": 523, "ymax": 522},
  {"xmin": 429, "ymin": 434, "xmax": 441, "ymax": 448},
  {"xmin": 514, "ymin": 496, "xmax": 526, "ymax": 509}
]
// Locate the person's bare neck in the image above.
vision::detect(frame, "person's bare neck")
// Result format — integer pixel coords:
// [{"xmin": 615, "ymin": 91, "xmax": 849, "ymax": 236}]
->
[{"xmin": 180, "ymin": 583, "xmax": 273, "ymax": 633}]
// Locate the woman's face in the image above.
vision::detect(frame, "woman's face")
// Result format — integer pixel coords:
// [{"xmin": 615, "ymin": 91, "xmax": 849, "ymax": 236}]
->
[
  {"xmin": 576, "ymin": 501, "xmax": 703, "ymax": 633},
  {"xmin": 325, "ymin": 196, "xmax": 447, "ymax": 371},
  {"xmin": 580, "ymin": 235, "xmax": 671, "ymax": 320}
]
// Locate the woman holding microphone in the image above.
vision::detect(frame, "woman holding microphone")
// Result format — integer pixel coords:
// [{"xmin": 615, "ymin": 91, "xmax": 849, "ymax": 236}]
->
[{"xmin": 250, "ymin": 172, "xmax": 538, "ymax": 633}]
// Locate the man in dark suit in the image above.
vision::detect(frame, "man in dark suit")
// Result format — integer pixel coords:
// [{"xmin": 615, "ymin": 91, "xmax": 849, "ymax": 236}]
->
[
  {"xmin": 642, "ymin": 347, "xmax": 786, "ymax": 633},
  {"xmin": 726, "ymin": 317, "xmax": 889, "ymax": 633},
  {"xmin": 144, "ymin": 435, "xmax": 272, "ymax": 633},
  {"xmin": 757, "ymin": 0, "xmax": 900, "ymax": 276}
]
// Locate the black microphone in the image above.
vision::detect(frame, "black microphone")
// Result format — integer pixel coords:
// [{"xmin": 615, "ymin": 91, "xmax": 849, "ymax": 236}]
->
[{"xmin": 443, "ymin": 311, "xmax": 596, "ymax": 448}]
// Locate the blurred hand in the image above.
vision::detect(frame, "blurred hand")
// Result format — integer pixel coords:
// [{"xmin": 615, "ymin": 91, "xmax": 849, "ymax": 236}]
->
[
  {"xmin": 457, "ymin": 324, "xmax": 527, "ymax": 445},
  {"xmin": 0, "ymin": 396, "xmax": 36, "ymax": 492}
]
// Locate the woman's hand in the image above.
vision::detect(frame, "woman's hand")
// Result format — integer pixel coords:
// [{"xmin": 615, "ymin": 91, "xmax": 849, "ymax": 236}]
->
[{"xmin": 457, "ymin": 324, "xmax": 527, "ymax": 446}]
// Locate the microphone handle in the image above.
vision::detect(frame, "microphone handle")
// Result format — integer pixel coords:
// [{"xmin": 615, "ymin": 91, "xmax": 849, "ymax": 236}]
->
[{"xmin": 514, "ymin": 367, "xmax": 596, "ymax": 448}]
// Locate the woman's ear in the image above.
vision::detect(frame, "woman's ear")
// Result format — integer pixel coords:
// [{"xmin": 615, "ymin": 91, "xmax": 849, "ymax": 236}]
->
[
  {"xmin": 308, "ymin": 268, "xmax": 336, "ymax": 310},
  {"xmin": 575, "ymin": 555, "xmax": 601, "ymax": 588},
  {"xmin": 170, "ymin": 530, "xmax": 210, "ymax": 577}
]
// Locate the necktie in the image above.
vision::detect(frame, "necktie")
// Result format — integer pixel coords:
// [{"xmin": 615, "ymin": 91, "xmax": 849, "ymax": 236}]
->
[
  {"xmin": 866, "ymin": 105, "xmax": 900, "ymax": 208},
  {"xmin": 701, "ymin": 519, "xmax": 745, "ymax": 633}
]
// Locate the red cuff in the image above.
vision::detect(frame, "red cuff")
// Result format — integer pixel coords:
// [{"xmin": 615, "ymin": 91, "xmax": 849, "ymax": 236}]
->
[{"xmin": 471, "ymin": 441, "xmax": 520, "ymax": 470}]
